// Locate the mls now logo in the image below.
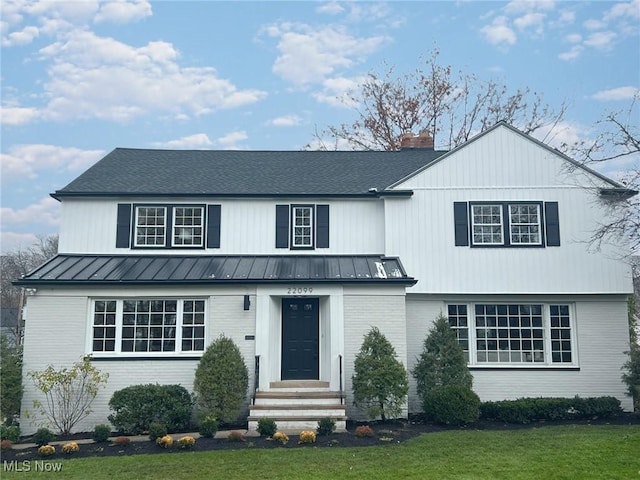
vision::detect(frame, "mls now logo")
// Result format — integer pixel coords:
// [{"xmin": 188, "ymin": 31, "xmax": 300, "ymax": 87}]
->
[{"xmin": 3, "ymin": 460, "xmax": 63, "ymax": 472}]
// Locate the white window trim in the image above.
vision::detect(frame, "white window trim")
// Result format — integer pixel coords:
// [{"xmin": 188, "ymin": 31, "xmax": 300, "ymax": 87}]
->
[
  {"xmin": 171, "ymin": 206, "xmax": 205, "ymax": 247},
  {"xmin": 134, "ymin": 206, "xmax": 167, "ymax": 247},
  {"xmin": 471, "ymin": 204, "xmax": 503, "ymax": 245},
  {"xmin": 292, "ymin": 205, "xmax": 314, "ymax": 248},
  {"xmin": 508, "ymin": 204, "xmax": 542, "ymax": 246},
  {"xmin": 446, "ymin": 302, "xmax": 577, "ymax": 368},
  {"xmin": 88, "ymin": 298, "xmax": 207, "ymax": 357}
]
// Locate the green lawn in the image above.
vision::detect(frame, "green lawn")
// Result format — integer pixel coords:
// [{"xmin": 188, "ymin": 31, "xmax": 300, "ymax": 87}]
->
[{"xmin": 2, "ymin": 425, "xmax": 639, "ymax": 479}]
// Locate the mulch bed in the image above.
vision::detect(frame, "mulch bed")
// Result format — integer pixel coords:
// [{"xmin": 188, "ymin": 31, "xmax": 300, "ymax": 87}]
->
[{"xmin": 2, "ymin": 414, "xmax": 638, "ymax": 461}]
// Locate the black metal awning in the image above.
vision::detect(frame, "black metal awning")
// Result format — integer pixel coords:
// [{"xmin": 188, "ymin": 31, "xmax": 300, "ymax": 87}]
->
[{"xmin": 15, "ymin": 254, "xmax": 416, "ymax": 286}]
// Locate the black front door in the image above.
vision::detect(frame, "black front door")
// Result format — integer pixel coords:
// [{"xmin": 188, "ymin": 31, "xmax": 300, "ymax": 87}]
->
[{"xmin": 281, "ymin": 298, "xmax": 319, "ymax": 380}]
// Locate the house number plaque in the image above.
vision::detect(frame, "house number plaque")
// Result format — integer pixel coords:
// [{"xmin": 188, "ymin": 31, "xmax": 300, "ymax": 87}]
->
[{"xmin": 287, "ymin": 287, "xmax": 313, "ymax": 295}]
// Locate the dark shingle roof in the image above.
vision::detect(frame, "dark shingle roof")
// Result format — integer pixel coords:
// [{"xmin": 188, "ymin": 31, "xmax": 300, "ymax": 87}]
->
[
  {"xmin": 54, "ymin": 148, "xmax": 446, "ymax": 197},
  {"xmin": 15, "ymin": 254, "xmax": 415, "ymax": 285}
]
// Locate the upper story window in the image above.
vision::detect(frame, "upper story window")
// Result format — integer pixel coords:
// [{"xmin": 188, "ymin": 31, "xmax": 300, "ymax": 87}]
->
[
  {"xmin": 173, "ymin": 206, "xmax": 204, "ymax": 247},
  {"xmin": 446, "ymin": 303, "xmax": 574, "ymax": 366},
  {"xmin": 117, "ymin": 203, "xmax": 220, "ymax": 249},
  {"xmin": 454, "ymin": 201, "xmax": 559, "ymax": 248},
  {"xmin": 91, "ymin": 298, "xmax": 206, "ymax": 356},
  {"xmin": 275, "ymin": 204, "xmax": 329, "ymax": 250},
  {"xmin": 292, "ymin": 206, "xmax": 314, "ymax": 248},
  {"xmin": 135, "ymin": 207, "xmax": 167, "ymax": 247}
]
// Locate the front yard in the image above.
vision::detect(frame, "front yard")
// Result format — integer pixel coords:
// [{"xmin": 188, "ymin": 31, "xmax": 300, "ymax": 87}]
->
[{"xmin": 2, "ymin": 424, "xmax": 638, "ymax": 479}]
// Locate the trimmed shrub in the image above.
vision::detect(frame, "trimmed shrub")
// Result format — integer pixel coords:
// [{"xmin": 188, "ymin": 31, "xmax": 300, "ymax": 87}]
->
[
  {"xmin": 299, "ymin": 430, "xmax": 316, "ymax": 444},
  {"xmin": 177, "ymin": 435, "xmax": 196, "ymax": 449},
  {"xmin": 0, "ymin": 424, "xmax": 20, "ymax": 442},
  {"xmin": 354, "ymin": 425, "xmax": 374, "ymax": 438},
  {"xmin": 257, "ymin": 417, "xmax": 277, "ymax": 437},
  {"xmin": 92, "ymin": 424, "xmax": 111, "ymax": 443},
  {"xmin": 156, "ymin": 434, "xmax": 174, "ymax": 448},
  {"xmin": 317, "ymin": 417, "xmax": 336, "ymax": 436},
  {"xmin": 108, "ymin": 383, "xmax": 192, "ymax": 435},
  {"xmin": 0, "ymin": 336, "xmax": 22, "ymax": 423},
  {"xmin": 273, "ymin": 431, "xmax": 289, "ymax": 445},
  {"xmin": 198, "ymin": 415, "xmax": 218, "ymax": 438},
  {"xmin": 422, "ymin": 385, "xmax": 480, "ymax": 425},
  {"xmin": 1, "ymin": 439, "xmax": 13, "ymax": 450},
  {"xmin": 480, "ymin": 396, "xmax": 622, "ymax": 424},
  {"xmin": 352, "ymin": 327, "xmax": 409, "ymax": 421},
  {"xmin": 227, "ymin": 430, "xmax": 245, "ymax": 442},
  {"xmin": 148, "ymin": 422, "xmax": 167, "ymax": 441},
  {"xmin": 32, "ymin": 427, "xmax": 55, "ymax": 446},
  {"xmin": 38, "ymin": 445, "xmax": 55, "ymax": 456},
  {"xmin": 62, "ymin": 441, "xmax": 79, "ymax": 454},
  {"xmin": 112, "ymin": 436, "xmax": 130, "ymax": 446},
  {"xmin": 193, "ymin": 335, "xmax": 248, "ymax": 424}
]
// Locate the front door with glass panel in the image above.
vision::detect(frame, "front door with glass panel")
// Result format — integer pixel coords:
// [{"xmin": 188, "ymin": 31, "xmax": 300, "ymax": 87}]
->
[{"xmin": 281, "ymin": 298, "xmax": 319, "ymax": 380}]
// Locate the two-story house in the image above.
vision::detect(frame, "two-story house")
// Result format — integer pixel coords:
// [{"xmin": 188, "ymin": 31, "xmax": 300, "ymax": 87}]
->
[{"xmin": 16, "ymin": 122, "xmax": 635, "ymax": 434}]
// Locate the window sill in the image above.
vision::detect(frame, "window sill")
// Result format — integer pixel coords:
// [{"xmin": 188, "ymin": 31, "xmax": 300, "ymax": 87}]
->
[
  {"xmin": 91, "ymin": 354, "xmax": 203, "ymax": 361},
  {"xmin": 469, "ymin": 365, "xmax": 579, "ymax": 371}
]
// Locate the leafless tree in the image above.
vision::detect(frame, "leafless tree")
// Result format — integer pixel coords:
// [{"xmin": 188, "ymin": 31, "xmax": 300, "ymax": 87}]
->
[
  {"xmin": 308, "ymin": 49, "xmax": 566, "ymax": 151},
  {"xmin": 562, "ymin": 95, "xmax": 639, "ymax": 255},
  {"xmin": 1, "ymin": 235, "xmax": 58, "ymax": 346}
]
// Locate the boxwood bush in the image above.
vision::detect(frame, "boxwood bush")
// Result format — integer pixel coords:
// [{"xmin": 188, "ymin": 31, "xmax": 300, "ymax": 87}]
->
[
  {"xmin": 479, "ymin": 396, "xmax": 621, "ymax": 424},
  {"xmin": 422, "ymin": 385, "xmax": 480, "ymax": 425},
  {"xmin": 108, "ymin": 384, "xmax": 192, "ymax": 435}
]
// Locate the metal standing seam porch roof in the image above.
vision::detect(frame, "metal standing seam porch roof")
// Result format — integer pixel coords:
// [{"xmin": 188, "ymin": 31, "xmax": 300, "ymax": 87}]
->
[{"xmin": 15, "ymin": 255, "xmax": 416, "ymax": 286}]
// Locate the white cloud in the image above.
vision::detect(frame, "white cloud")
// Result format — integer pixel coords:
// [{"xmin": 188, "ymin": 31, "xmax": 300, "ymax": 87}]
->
[
  {"xmin": 592, "ymin": 86, "xmax": 640, "ymax": 101},
  {"xmin": 513, "ymin": 12, "xmax": 545, "ymax": 36},
  {"xmin": 558, "ymin": 45, "xmax": 583, "ymax": 61},
  {"xmin": 153, "ymin": 134, "xmax": 214, "ymax": 149},
  {"xmin": 316, "ymin": 2, "xmax": 344, "ymax": 15},
  {"xmin": 312, "ymin": 75, "xmax": 364, "ymax": 108},
  {"xmin": 94, "ymin": 0, "xmax": 152, "ymax": 24},
  {"xmin": 1, "ymin": 196, "xmax": 60, "ymax": 227},
  {"xmin": 565, "ymin": 33, "xmax": 581, "ymax": 43},
  {"xmin": 604, "ymin": 0, "xmax": 640, "ymax": 21},
  {"xmin": 583, "ymin": 31, "xmax": 617, "ymax": 50},
  {"xmin": 0, "ymin": 106, "xmax": 40, "ymax": 125},
  {"xmin": 27, "ymin": 30, "xmax": 266, "ymax": 123},
  {"xmin": 504, "ymin": 1, "xmax": 555, "ymax": 15},
  {"xmin": 532, "ymin": 120, "xmax": 588, "ymax": 151},
  {"xmin": 217, "ymin": 131, "xmax": 248, "ymax": 150},
  {"xmin": 263, "ymin": 22, "xmax": 389, "ymax": 86},
  {"xmin": 2, "ymin": 25, "xmax": 39, "ymax": 46},
  {"xmin": 480, "ymin": 16, "xmax": 517, "ymax": 46},
  {"xmin": 266, "ymin": 115, "xmax": 303, "ymax": 127},
  {"xmin": 583, "ymin": 18, "xmax": 605, "ymax": 30},
  {"xmin": 0, "ymin": 232, "xmax": 40, "ymax": 255},
  {"xmin": 0, "ymin": 144, "xmax": 104, "ymax": 179}
]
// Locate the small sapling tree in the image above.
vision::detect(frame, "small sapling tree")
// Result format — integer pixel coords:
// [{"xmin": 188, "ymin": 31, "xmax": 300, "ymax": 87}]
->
[
  {"xmin": 193, "ymin": 335, "xmax": 248, "ymax": 424},
  {"xmin": 352, "ymin": 327, "xmax": 409, "ymax": 421},
  {"xmin": 27, "ymin": 356, "xmax": 108, "ymax": 434}
]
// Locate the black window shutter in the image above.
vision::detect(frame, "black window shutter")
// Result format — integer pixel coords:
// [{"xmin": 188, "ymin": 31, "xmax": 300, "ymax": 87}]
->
[
  {"xmin": 316, "ymin": 205, "xmax": 330, "ymax": 248},
  {"xmin": 453, "ymin": 202, "xmax": 469, "ymax": 246},
  {"xmin": 116, "ymin": 204, "xmax": 132, "ymax": 248},
  {"xmin": 545, "ymin": 202, "xmax": 561, "ymax": 246},
  {"xmin": 275, "ymin": 205, "xmax": 289, "ymax": 248},
  {"xmin": 207, "ymin": 204, "xmax": 221, "ymax": 248}
]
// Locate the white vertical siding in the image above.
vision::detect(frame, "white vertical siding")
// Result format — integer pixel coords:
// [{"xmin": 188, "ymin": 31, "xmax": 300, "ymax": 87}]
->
[
  {"xmin": 386, "ymin": 125, "xmax": 633, "ymax": 294},
  {"xmin": 405, "ymin": 295, "xmax": 633, "ymax": 413},
  {"xmin": 59, "ymin": 198, "xmax": 385, "ymax": 255},
  {"xmin": 342, "ymin": 288, "xmax": 408, "ymax": 420}
]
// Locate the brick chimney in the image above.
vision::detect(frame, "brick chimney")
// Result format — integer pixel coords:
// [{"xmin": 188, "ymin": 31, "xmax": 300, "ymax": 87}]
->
[{"xmin": 400, "ymin": 131, "xmax": 434, "ymax": 150}]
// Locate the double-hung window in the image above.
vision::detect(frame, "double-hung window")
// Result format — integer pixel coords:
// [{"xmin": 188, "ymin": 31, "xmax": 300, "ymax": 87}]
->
[
  {"xmin": 128, "ymin": 204, "xmax": 209, "ymax": 248},
  {"xmin": 455, "ymin": 201, "xmax": 558, "ymax": 247},
  {"xmin": 91, "ymin": 299, "xmax": 206, "ymax": 355},
  {"xmin": 292, "ymin": 206, "xmax": 314, "ymax": 248},
  {"xmin": 446, "ymin": 303, "xmax": 575, "ymax": 366}
]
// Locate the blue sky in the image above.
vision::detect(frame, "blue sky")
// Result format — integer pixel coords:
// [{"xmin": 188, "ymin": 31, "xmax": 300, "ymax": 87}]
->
[{"xmin": 1, "ymin": 0, "xmax": 639, "ymax": 253}]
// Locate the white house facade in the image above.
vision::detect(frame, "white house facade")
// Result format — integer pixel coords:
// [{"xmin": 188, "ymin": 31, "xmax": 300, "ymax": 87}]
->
[{"xmin": 17, "ymin": 123, "xmax": 636, "ymax": 434}]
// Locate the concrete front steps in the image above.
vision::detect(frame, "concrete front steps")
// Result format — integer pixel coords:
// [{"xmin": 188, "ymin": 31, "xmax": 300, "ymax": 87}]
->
[{"xmin": 248, "ymin": 380, "xmax": 347, "ymax": 433}]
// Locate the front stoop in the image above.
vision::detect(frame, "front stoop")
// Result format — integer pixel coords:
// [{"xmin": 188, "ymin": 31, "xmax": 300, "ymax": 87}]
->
[{"xmin": 248, "ymin": 381, "xmax": 347, "ymax": 433}]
